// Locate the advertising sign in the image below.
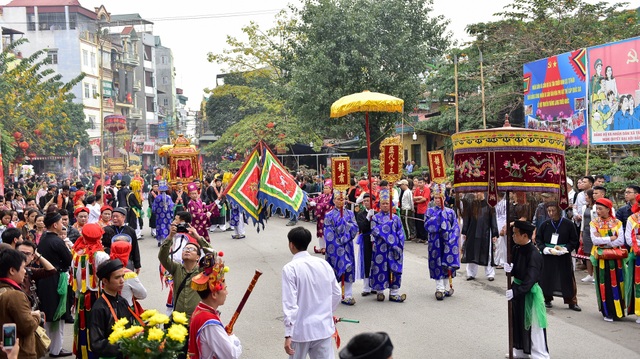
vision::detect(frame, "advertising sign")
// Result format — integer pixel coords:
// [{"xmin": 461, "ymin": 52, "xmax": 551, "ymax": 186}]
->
[
  {"xmin": 523, "ymin": 49, "xmax": 588, "ymax": 146},
  {"xmin": 588, "ymin": 37, "xmax": 640, "ymax": 144}
]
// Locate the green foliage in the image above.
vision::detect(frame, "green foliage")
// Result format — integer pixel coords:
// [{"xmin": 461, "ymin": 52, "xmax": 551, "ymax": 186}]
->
[
  {"xmin": 355, "ymin": 159, "xmax": 381, "ymax": 177},
  {"xmin": 564, "ymin": 147, "xmax": 611, "ymax": 179},
  {"xmin": 217, "ymin": 160, "xmax": 243, "ymax": 172},
  {"xmin": 0, "ymin": 39, "xmax": 89, "ymax": 167},
  {"xmin": 283, "ymin": 0, "xmax": 450, "ymax": 150},
  {"xmin": 421, "ymin": 0, "xmax": 640, "ymax": 137}
]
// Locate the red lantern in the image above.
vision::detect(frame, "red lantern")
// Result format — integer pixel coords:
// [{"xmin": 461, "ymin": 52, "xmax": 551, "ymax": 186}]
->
[
  {"xmin": 13, "ymin": 132, "xmax": 21, "ymax": 140},
  {"xmin": 19, "ymin": 141, "xmax": 29, "ymax": 150},
  {"xmin": 34, "ymin": 129, "xmax": 42, "ymax": 137},
  {"xmin": 266, "ymin": 122, "xmax": 275, "ymax": 129},
  {"xmin": 28, "ymin": 152, "xmax": 36, "ymax": 158}
]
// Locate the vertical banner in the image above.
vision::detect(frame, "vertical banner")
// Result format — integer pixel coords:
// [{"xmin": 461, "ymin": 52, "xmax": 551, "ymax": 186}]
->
[
  {"xmin": 588, "ymin": 37, "xmax": 640, "ymax": 144},
  {"xmin": 523, "ymin": 49, "xmax": 587, "ymax": 146},
  {"xmin": 330, "ymin": 157, "xmax": 350, "ymax": 191},
  {"xmin": 427, "ymin": 150, "xmax": 447, "ymax": 183},
  {"xmin": 379, "ymin": 136, "xmax": 403, "ymax": 184}
]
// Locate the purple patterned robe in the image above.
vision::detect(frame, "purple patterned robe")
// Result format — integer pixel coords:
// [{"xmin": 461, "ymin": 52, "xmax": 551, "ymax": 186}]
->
[{"xmin": 324, "ymin": 208, "xmax": 359, "ymax": 282}]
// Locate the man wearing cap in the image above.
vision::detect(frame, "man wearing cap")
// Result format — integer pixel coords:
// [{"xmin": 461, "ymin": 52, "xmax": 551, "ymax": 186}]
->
[
  {"xmin": 536, "ymin": 202, "xmax": 581, "ymax": 311},
  {"xmin": 395, "ymin": 179, "xmax": 416, "ymax": 241},
  {"xmin": 102, "ymin": 207, "xmax": 141, "ymax": 274},
  {"xmin": 425, "ymin": 185, "xmax": 460, "ymax": 300},
  {"xmin": 356, "ymin": 193, "xmax": 376, "ymax": 296},
  {"xmin": 504, "ymin": 220, "xmax": 549, "ymax": 359},
  {"xmin": 158, "ymin": 214, "xmax": 212, "ymax": 320},
  {"xmin": 89, "ymin": 259, "xmax": 139, "ymax": 359},
  {"xmin": 370, "ymin": 189, "xmax": 407, "ymax": 303},
  {"xmin": 152, "ymin": 181, "xmax": 175, "ymax": 246},
  {"xmin": 323, "ymin": 189, "xmax": 359, "ymax": 305},
  {"xmin": 338, "ymin": 332, "xmax": 394, "ymax": 359},
  {"xmin": 188, "ymin": 252, "xmax": 241, "ymax": 359},
  {"xmin": 36, "ymin": 210, "xmax": 73, "ymax": 357}
]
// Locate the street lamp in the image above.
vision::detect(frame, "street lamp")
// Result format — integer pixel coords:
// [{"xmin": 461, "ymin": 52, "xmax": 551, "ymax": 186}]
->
[{"xmin": 412, "ymin": 132, "xmax": 417, "ymax": 141}]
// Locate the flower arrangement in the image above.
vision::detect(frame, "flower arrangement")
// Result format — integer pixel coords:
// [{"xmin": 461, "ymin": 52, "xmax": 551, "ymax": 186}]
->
[{"xmin": 108, "ymin": 310, "xmax": 189, "ymax": 359}]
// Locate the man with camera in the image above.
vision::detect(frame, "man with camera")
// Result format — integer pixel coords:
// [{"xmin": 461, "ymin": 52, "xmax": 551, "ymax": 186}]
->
[{"xmin": 158, "ymin": 211, "xmax": 212, "ymax": 320}]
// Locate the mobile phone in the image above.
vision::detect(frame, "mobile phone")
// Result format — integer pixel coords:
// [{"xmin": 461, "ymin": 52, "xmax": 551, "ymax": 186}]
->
[{"xmin": 2, "ymin": 323, "xmax": 16, "ymax": 349}]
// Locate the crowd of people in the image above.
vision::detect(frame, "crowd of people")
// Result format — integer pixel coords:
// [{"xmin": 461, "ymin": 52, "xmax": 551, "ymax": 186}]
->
[{"xmin": 1, "ymin": 163, "xmax": 639, "ymax": 359}]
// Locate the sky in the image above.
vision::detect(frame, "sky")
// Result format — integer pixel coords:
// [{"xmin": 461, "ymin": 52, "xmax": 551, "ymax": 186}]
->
[{"xmin": 76, "ymin": 0, "xmax": 633, "ymax": 110}]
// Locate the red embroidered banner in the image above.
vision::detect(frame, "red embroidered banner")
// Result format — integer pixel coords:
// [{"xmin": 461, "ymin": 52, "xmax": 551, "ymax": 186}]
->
[{"xmin": 331, "ymin": 157, "xmax": 350, "ymax": 191}]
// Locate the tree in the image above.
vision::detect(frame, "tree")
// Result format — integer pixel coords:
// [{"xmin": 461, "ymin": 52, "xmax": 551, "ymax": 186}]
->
[
  {"xmin": 0, "ymin": 39, "xmax": 89, "ymax": 167},
  {"xmin": 420, "ymin": 0, "xmax": 640, "ymax": 136},
  {"xmin": 284, "ymin": 0, "xmax": 450, "ymax": 153},
  {"xmin": 205, "ymin": 17, "xmax": 321, "ymax": 158}
]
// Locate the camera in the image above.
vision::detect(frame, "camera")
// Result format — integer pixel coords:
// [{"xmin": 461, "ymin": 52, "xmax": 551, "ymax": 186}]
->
[{"xmin": 176, "ymin": 223, "xmax": 188, "ymax": 233}]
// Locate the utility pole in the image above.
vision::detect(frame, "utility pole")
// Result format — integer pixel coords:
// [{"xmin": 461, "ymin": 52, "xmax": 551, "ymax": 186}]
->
[
  {"xmin": 454, "ymin": 54, "xmax": 459, "ymax": 133},
  {"xmin": 479, "ymin": 48, "xmax": 487, "ymax": 129}
]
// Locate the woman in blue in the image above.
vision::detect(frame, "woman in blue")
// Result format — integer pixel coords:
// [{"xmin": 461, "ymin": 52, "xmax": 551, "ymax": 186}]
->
[
  {"xmin": 370, "ymin": 189, "xmax": 406, "ymax": 303},
  {"xmin": 152, "ymin": 180, "xmax": 175, "ymax": 247}
]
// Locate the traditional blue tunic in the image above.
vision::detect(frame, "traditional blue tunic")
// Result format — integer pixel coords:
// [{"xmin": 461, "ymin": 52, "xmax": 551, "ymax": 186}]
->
[
  {"xmin": 229, "ymin": 202, "xmax": 245, "ymax": 227},
  {"xmin": 152, "ymin": 192, "xmax": 174, "ymax": 241},
  {"xmin": 324, "ymin": 208, "xmax": 359, "ymax": 282},
  {"xmin": 425, "ymin": 205, "xmax": 461, "ymax": 280},
  {"xmin": 369, "ymin": 212, "xmax": 405, "ymax": 291}
]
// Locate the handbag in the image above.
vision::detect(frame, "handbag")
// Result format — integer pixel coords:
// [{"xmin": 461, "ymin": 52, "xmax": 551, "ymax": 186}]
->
[
  {"xmin": 35, "ymin": 325, "xmax": 51, "ymax": 358},
  {"xmin": 594, "ymin": 246, "xmax": 628, "ymax": 260}
]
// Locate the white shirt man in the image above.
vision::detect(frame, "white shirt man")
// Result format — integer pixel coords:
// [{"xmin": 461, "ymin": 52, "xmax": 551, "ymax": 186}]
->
[{"xmin": 282, "ymin": 227, "xmax": 341, "ymax": 359}]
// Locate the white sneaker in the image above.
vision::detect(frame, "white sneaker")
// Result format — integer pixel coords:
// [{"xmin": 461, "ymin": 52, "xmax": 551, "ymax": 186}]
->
[
  {"xmin": 604, "ymin": 317, "xmax": 613, "ymax": 322},
  {"xmin": 581, "ymin": 275, "xmax": 594, "ymax": 283},
  {"xmin": 636, "ymin": 317, "xmax": 640, "ymax": 324}
]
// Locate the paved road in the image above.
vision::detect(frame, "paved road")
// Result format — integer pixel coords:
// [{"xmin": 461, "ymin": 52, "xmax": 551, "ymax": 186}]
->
[{"xmin": 62, "ymin": 214, "xmax": 640, "ymax": 358}]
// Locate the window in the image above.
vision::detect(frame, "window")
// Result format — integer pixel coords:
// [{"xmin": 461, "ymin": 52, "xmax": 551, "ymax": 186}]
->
[
  {"xmin": 47, "ymin": 50, "xmax": 58, "ymax": 64},
  {"xmin": 144, "ymin": 45, "xmax": 152, "ymax": 61},
  {"xmin": 88, "ymin": 115, "xmax": 96, "ymax": 130},
  {"xmin": 163, "ymin": 98, "xmax": 169, "ymax": 106},
  {"xmin": 146, "ymin": 96, "xmax": 155, "ymax": 112},
  {"xmin": 411, "ymin": 144, "xmax": 421, "ymax": 167},
  {"xmin": 162, "ymin": 76, "xmax": 169, "ymax": 85},
  {"xmin": 161, "ymin": 56, "xmax": 169, "ymax": 64},
  {"xmin": 145, "ymin": 71, "xmax": 154, "ymax": 87},
  {"xmin": 149, "ymin": 124, "xmax": 158, "ymax": 138},
  {"xmin": 84, "ymin": 83, "xmax": 90, "ymax": 98},
  {"xmin": 82, "ymin": 50, "xmax": 89, "ymax": 66},
  {"xmin": 92, "ymin": 84, "xmax": 97, "ymax": 99},
  {"xmin": 90, "ymin": 52, "xmax": 96, "ymax": 68}
]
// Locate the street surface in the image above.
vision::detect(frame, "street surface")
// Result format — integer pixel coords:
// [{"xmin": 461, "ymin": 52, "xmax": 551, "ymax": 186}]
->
[{"xmin": 63, "ymin": 212, "xmax": 640, "ymax": 358}]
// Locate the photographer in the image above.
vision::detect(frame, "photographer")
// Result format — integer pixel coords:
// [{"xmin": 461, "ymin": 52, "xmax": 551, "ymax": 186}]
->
[{"xmin": 158, "ymin": 211, "xmax": 212, "ymax": 320}]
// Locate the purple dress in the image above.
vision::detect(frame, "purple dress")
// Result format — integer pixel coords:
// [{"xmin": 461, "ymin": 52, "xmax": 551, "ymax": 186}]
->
[
  {"xmin": 314, "ymin": 193, "xmax": 334, "ymax": 239},
  {"xmin": 187, "ymin": 198, "xmax": 217, "ymax": 241}
]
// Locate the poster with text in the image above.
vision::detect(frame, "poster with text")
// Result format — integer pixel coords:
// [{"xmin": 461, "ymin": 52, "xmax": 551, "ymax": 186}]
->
[
  {"xmin": 523, "ymin": 49, "xmax": 587, "ymax": 146},
  {"xmin": 588, "ymin": 37, "xmax": 640, "ymax": 145}
]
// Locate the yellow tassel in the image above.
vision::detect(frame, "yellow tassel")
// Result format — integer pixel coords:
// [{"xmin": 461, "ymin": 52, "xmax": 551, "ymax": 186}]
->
[{"xmin": 82, "ymin": 279, "xmax": 86, "ymax": 293}]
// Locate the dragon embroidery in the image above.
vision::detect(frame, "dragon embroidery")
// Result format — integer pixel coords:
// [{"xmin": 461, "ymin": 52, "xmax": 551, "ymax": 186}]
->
[{"xmin": 528, "ymin": 156, "xmax": 561, "ymax": 178}]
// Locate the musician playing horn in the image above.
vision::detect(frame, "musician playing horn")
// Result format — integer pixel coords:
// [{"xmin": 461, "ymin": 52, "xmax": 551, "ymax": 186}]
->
[{"xmin": 188, "ymin": 251, "xmax": 242, "ymax": 359}]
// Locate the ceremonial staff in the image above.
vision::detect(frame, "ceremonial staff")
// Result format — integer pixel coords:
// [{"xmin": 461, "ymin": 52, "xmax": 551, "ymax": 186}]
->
[{"xmin": 225, "ymin": 270, "xmax": 262, "ymax": 334}]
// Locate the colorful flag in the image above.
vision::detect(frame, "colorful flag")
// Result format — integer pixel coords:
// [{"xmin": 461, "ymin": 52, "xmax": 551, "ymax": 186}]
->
[
  {"xmin": 259, "ymin": 146, "xmax": 307, "ymax": 216},
  {"xmin": 224, "ymin": 148, "xmax": 262, "ymax": 224}
]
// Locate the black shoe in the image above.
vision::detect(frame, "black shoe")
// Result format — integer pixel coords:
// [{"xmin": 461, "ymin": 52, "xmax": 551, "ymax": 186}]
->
[
  {"xmin": 488, "ymin": 277, "xmax": 495, "ymax": 282},
  {"xmin": 157, "ymin": 242, "xmax": 162, "ymax": 247},
  {"xmin": 50, "ymin": 349, "xmax": 73, "ymax": 357},
  {"xmin": 545, "ymin": 301, "xmax": 552, "ymax": 308},
  {"xmin": 466, "ymin": 276, "xmax": 475, "ymax": 281},
  {"xmin": 65, "ymin": 316, "xmax": 74, "ymax": 324},
  {"xmin": 569, "ymin": 304, "xmax": 582, "ymax": 312}
]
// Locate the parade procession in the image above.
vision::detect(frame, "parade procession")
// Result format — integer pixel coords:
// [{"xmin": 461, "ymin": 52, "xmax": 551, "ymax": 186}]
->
[{"xmin": 3, "ymin": 0, "xmax": 640, "ymax": 358}]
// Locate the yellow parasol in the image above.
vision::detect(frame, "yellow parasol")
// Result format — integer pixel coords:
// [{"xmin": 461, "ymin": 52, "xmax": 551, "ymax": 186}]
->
[{"xmin": 330, "ymin": 90, "xmax": 404, "ymax": 189}]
